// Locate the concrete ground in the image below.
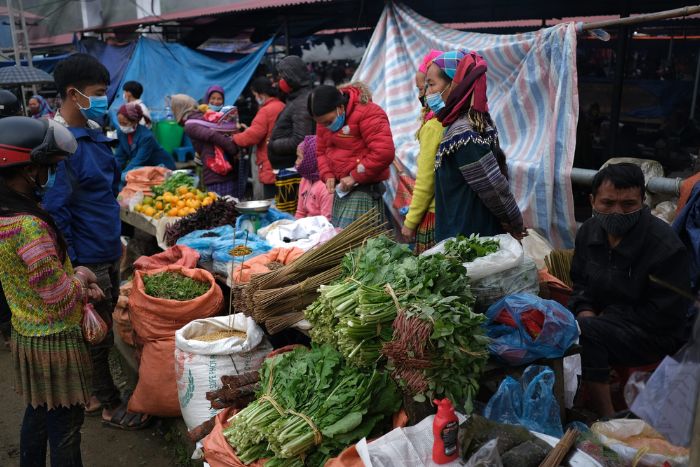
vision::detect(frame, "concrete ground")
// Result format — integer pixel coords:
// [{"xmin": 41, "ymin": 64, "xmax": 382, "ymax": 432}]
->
[{"xmin": 0, "ymin": 337, "xmax": 196, "ymax": 467}]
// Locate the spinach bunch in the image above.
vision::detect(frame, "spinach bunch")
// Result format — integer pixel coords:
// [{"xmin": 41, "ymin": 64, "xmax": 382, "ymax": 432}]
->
[{"xmin": 443, "ymin": 234, "xmax": 500, "ymax": 263}]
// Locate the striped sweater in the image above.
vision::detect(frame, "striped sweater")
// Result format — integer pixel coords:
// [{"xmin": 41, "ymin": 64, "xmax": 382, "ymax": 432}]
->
[{"xmin": 0, "ymin": 215, "xmax": 83, "ymax": 336}]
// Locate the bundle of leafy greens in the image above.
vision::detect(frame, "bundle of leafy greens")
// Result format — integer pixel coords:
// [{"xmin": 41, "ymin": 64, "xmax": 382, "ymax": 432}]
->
[
  {"xmin": 443, "ymin": 234, "xmax": 500, "ymax": 263},
  {"xmin": 152, "ymin": 172, "xmax": 195, "ymax": 197},
  {"xmin": 223, "ymin": 345, "xmax": 400, "ymax": 466}
]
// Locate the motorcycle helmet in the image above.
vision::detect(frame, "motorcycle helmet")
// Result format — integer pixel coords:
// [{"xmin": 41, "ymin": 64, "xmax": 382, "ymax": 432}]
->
[
  {"xmin": 0, "ymin": 116, "xmax": 77, "ymax": 168},
  {"xmin": 0, "ymin": 90, "xmax": 20, "ymax": 118}
]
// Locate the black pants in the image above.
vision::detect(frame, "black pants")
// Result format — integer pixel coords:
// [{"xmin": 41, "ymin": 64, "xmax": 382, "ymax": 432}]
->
[
  {"xmin": 78, "ymin": 261, "xmax": 121, "ymax": 409},
  {"xmin": 578, "ymin": 314, "xmax": 680, "ymax": 383},
  {"xmin": 20, "ymin": 404, "xmax": 84, "ymax": 467}
]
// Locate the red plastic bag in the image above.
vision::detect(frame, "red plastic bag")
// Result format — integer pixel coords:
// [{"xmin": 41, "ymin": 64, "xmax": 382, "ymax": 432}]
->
[
  {"xmin": 206, "ymin": 146, "xmax": 233, "ymax": 176},
  {"xmin": 82, "ymin": 300, "xmax": 108, "ymax": 345}
]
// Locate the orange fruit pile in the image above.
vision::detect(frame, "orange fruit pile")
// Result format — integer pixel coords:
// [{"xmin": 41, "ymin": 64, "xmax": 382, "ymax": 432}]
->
[{"xmin": 133, "ymin": 185, "xmax": 217, "ymax": 219}]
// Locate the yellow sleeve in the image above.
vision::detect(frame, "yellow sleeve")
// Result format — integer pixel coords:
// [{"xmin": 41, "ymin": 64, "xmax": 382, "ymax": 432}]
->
[{"xmin": 404, "ymin": 118, "xmax": 444, "ymax": 230}]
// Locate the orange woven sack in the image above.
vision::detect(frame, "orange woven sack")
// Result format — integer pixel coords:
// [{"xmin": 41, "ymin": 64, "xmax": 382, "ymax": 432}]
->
[
  {"xmin": 133, "ymin": 245, "xmax": 200, "ymax": 271},
  {"xmin": 118, "ymin": 166, "xmax": 171, "ymax": 205},
  {"xmin": 128, "ymin": 338, "xmax": 181, "ymax": 417},
  {"xmin": 129, "ymin": 265, "xmax": 223, "ymax": 340},
  {"xmin": 231, "ymin": 247, "xmax": 304, "ymax": 284}
]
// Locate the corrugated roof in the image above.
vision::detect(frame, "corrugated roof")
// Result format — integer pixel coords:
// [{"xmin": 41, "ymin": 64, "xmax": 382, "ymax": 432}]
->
[{"xmin": 81, "ymin": 0, "xmax": 331, "ymax": 32}]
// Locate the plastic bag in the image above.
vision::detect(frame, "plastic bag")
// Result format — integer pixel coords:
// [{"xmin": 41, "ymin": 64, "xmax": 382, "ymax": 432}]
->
[
  {"xmin": 470, "ymin": 258, "xmax": 539, "ymax": 312},
  {"xmin": 485, "ymin": 293, "xmax": 579, "ymax": 365},
  {"xmin": 591, "ymin": 419, "xmax": 689, "ymax": 467},
  {"xmin": 206, "ymin": 146, "xmax": 233, "ymax": 176},
  {"xmin": 520, "ymin": 229, "xmax": 553, "ymax": 271},
  {"xmin": 623, "ymin": 371, "xmax": 651, "ymax": 408},
  {"xmin": 176, "ymin": 225, "xmax": 235, "ymax": 262},
  {"xmin": 81, "ymin": 300, "xmax": 108, "ymax": 345},
  {"xmin": 235, "ymin": 208, "xmax": 295, "ymax": 235},
  {"xmin": 464, "ymin": 439, "xmax": 503, "ymax": 467},
  {"xmin": 422, "ymin": 234, "xmax": 523, "ymax": 281},
  {"xmin": 484, "ymin": 365, "xmax": 563, "ymax": 438}
]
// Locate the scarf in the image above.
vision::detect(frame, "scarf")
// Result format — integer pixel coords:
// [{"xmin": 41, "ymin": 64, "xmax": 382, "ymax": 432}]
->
[
  {"xmin": 30, "ymin": 95, "xmax": 52, "ymax": 118},
  {"xmin": 295, "ymin": 135, "xmax": 320, "ymax": 183},
  {"xmin": 170, "ymin": 94, "xmax": 198, "ymax": 123},
  {"xmin": 436, "ymin": 51, "xmax": 489, "ymax": 127},
  {"xmin": 118, "ymin": 102, "xmax": 149, "ymax": 125}
]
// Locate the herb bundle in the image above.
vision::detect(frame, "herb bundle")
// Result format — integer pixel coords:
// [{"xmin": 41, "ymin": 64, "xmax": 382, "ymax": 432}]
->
[
  {"xmin": 142, "ymin": 271, "xmax": 210, "ymax": 301},
  {"xmin": 152, "ymin": 172, "xmax": 195, "ymax": 197},
  {"xmin": 224, "ymin": 345, "xmax": 400, "ymax": 466},
  {"xmin": 443, "ymin": 234, "xmax": 500, "ymax": 262}
]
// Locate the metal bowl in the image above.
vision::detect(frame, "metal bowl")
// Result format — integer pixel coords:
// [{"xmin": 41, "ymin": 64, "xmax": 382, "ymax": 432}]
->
[{"xmin": 235, "ymin": 199, "xmax": 273, "ymax": 214}]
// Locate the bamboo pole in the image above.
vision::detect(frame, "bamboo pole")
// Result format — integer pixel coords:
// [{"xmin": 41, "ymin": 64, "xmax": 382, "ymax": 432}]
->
[{"xmin": 581, "ymin": 5, "xmax": 700, "ymax": 31}]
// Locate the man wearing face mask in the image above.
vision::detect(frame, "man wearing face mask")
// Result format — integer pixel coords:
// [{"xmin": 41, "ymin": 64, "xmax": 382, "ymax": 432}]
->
[
  {"xmin": 569, "ymin": 163, "xmax": 691, "ymax": 418},
  {"xmin": 45, "ymin": 54, "xmax": 151, "ymax": 430}
]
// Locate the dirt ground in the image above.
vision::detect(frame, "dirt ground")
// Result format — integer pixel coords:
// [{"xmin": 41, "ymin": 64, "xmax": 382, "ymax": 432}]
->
[{"xmin": 0, "ymin": 336, "xmax": 194, "ymax": 467}]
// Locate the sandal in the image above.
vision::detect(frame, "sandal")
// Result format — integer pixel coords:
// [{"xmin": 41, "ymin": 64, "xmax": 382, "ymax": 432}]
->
[{"xmin": 102, "ymin": 402, "xmax": 153, "ymax": 431}]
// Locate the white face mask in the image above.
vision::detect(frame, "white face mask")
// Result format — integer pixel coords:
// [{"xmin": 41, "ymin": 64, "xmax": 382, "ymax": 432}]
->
[{"xmin": 119, "ymin": 125, "xmax": 136, "ymax": 134}]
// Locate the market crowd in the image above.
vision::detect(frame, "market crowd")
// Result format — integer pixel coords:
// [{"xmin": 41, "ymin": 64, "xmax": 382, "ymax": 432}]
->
[{"xmin": 0, "ymin": 46, "xmax": 694, "ymax": 466}]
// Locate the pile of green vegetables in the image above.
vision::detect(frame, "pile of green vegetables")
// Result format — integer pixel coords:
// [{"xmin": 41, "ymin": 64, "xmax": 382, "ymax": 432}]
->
[
  {"xmin": 152, "ymin": 172, "xmax": 195, "ymax": 197},
  {"xmin": 142, "ymin": 271, "xmax": 209, "ymax": 300},
  {"xmin": 443, "ymin": 234, "xmax": 500, "ymax": 262},
  {"xmin": 224, "ymin": 345, "xmax": 400, "ymax": 467},
  {"xmin": 305, "ymin": 235, "xmax": 493, "ymax": 412}
]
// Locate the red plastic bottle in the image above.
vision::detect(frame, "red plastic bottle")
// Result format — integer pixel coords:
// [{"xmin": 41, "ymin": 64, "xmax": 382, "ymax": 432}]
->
[{"xmin": 432, "ymin": 399, "xmax": 459, "ymax": 464}]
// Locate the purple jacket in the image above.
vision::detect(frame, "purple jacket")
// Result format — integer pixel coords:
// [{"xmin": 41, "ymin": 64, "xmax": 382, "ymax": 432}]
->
[{"xmin": 183, "ymin": 112, "xmax": 239, "ymax": 186}]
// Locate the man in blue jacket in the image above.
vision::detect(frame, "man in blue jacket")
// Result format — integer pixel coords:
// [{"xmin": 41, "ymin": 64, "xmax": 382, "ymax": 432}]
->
[{"xmin": 45, "ymin": 54, "xmax": 150, "ymax": 430}]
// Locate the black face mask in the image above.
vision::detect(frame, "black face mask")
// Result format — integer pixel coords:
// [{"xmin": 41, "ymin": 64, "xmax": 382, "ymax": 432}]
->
[
  {"xmin": 419, "ymin": 95, "xmax": 426, "ymax": 108},
  {"xmin": 593, "ymin": 208, "xmax": 642, "ymax": 237}
]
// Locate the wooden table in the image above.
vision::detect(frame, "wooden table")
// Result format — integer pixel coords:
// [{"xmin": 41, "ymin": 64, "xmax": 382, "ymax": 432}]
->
[{"xmin": 120, "ymin": 207, "xmax": 157, "ymax": 237}]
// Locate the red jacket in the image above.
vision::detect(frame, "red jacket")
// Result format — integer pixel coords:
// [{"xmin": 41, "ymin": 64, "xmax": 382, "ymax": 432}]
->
[
  {"xmin": 233, "ymin": 98, "xmax": 285, "ymax": 185},
  {"xmin": 316, "ymin": 84, "xmax": 395, "ymax": 185}
]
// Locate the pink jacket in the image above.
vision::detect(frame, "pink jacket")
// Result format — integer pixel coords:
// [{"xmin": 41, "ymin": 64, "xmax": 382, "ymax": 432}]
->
[{"xmin": 295, "ymin": 178, "xmax": 333, "ymax": 221}]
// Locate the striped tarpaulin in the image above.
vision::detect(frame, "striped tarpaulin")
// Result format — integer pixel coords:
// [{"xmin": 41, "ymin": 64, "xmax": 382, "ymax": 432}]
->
[{"xmin": 353, "ymin": 2, "xmax": 579, "ymax": 247}]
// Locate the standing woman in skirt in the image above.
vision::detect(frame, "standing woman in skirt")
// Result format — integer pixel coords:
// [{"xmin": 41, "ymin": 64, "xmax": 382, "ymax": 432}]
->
[
  {"xmin": 0, "ymin": 117, "xmax": 103, "ymax": 466},
  {"xmin": 308, "ymin": 83, "xmax": 395, "ymax": 228},
  {"xmin": 400, "ymin": 50, "xmax": 444, "ymax": 253}
]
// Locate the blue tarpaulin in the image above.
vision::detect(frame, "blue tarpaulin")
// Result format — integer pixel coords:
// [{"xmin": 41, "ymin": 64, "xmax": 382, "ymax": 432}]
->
[
  {"xmin": 0, "ymin": 54, "xmax": 70, "ymax": 74},
  {"xmin": 77, "ymin": 38, "xmax": 137, "ymax": 103},
  {"xmin": 109, "ymin": 37, "xmax": 273, "ymax": 117}
]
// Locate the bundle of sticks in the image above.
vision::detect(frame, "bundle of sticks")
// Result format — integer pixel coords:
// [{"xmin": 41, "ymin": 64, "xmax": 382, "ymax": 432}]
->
[
  {"xmin": 544, "ymin": 249, "xmax": 575, "ymax": 288},
  {"xmin": 239, "ymin": 209, "xmax": 389, "ymax": 334}
]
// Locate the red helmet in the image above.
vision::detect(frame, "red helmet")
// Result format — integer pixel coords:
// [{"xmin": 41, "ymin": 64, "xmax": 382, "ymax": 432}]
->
[{"xmin": 0, "ymin": 116, "xmax": 77, "ymax": 169}]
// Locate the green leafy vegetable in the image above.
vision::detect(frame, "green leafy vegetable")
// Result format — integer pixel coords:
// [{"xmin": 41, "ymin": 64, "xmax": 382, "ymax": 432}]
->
[
  {"xmin": 142, "ymin": 271, "xmax": 209, "ymax": 300},
  {"xmin": 152, "ymin": 172, "xmax": 195, "ymax": 197},
  {"xmin": 443, "ymin": 234, "xmax": 500, "ymax": 262}
]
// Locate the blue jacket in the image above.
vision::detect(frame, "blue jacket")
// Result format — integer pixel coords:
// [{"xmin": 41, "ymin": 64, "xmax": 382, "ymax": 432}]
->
[
  {"xmin": 44, "ymin": 127, "xmax": 122, "ymax": 264},
  {"xmin": 115, "ymin": 125, "xmax": 175, "ymax": 179}
]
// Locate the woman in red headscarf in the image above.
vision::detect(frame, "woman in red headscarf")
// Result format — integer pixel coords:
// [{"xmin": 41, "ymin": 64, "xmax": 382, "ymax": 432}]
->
[
  {"xmin": 426, "ymin": 50, "xmax": 525, "ymax": 242},
  {"xmin": 115, "ymin": 103, "xmax": 175, "ymax": 184}
]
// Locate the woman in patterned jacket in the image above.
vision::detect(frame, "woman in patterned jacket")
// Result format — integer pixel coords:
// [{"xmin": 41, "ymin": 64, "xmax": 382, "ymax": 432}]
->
[{"xmin": 0, "ymin": 117, "xmax": 103, "ymax": 466}]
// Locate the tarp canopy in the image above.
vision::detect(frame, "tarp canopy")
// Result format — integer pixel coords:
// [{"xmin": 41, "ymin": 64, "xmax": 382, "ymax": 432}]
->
[
  {"xmin": 109, "ymin": 37, "xmax": 273, "ymax": 117},
  {"xmin": 0, "ymin": 54, "xmax": 70, "ymax": 74},
  {"xmin": 354, "ymin": 2, "xmax": 579, "ymax": 247},
  {"xmin": 77, "ymin": 38, "xmax": 137, "ymax": 103}
]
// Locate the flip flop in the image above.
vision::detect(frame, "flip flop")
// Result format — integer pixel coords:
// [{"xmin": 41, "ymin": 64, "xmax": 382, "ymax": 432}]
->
[
  {"xmin": 102, "ymin": 402, "xmax": 153, "ymax": 431},
  {"xmin": 85, "ymin": 406, "xmax": 102, "ymax": 417}
]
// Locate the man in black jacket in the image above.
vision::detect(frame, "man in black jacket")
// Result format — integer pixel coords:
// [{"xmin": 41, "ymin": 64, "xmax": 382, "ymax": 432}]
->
[
  {"xmin": 268, "ymin": 55, "xmax": 315, "ymax": 213},
  {"xmin": 569, "ymin": 163, "xmax": 690, "ymax": 418}
]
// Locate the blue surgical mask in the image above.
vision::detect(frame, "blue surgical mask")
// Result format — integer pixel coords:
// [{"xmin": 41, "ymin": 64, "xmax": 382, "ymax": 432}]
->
[
  {"xmin": 73, "ymin": 88, "xmax": 108, "ymax": 121},
  {"xmin": 42, "ymin": 166, "xmax": 57, "ymax": 191},
  {"xmin": 426, "ymin": 90, "xmax": 446, "ymax": 113},
  {"xmin": 209, "ymin": 104, "xmax": 222, "ymax": 112},
  {"xmin": 327, "ymin": 110, "xmax": 346, "ymax": 133}
]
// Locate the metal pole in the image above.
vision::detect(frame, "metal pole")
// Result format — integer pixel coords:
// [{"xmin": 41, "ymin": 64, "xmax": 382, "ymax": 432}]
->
[
  {"xmin": 581, "ymin": 5, "xmax": 700, "ymax": 31},
  {"xmin": 570, "ymin": 167, "xmax": 682, "ymax": 196},
  {"xmin": 283, "ymin": 16, "xmax": 290, "ymax": 56},
  {"xmin": 609, "ymin": 24, "xmax": 629, "ymax": 157},
  {"xmin": 691, "ymin": 47, "xmax": 700, "ymax": 119}
]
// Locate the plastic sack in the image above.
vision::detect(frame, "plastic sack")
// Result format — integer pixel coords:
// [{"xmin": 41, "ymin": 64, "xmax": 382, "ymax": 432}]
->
[
  {"xmin": 211, "ymin": 234, "xmax": 272, "ymax": 277},
  {"xmin": 591, "ymin": 419, "xmax": 689, "ymax": 467},
  {"xmin": 631, "ymin": 345, "xmax": 700, "ymax": 447},
  {"xmin": 484, "ymin": 364, "xmax": 563, "ymax": 438},
  {"xmin": 464, "ymin": 439, "xmax": 503, "ymax": 467},
  {"xmin": 118, "ymin": 166, "xmax": 171, "ymax": 206},
  {"xmin": 175, "ymin": 315, "xmax": 272, "ymax": 429},
  {"xmin": 133, "ymin": 244, "xmax": 200, "ymax": 271},
  {"xmin": 113, "ymin": 281, "xmax": 135, "ymax": 347},
  {"xmin": 623, "ymin": 371, "xmax": 651, "ymax": 408},
  {"xmin": 422, "ymin": 234, "xmax": 523, "ymax": 281},
  {"xmin": 176, "ymin": 225, "xmax": 235, "ymax": 262},
  {"xmin": 471, "ymin": 258, "xmax": 539, "ymax": 312},
  {"xmin": 231, "ymin": 247, "xmax": 305, "ymax": 285},
  {"xmin": 82, "ymin": 301, "xmax": 108, "ymax": 345},
  {"xmin": 258, "ymin": 216, "xmax": 337, "ymax": 251},
  {"xmin": 485, "ymin": 293, "xmax": 579, "ymax": 365},
  {"xmin": 520, "ymin": 229, "xmax": 554, "ymax": 271},
  {"xmin": 235, "ymin": 207, "xmax": 295, "ymax": 235}
]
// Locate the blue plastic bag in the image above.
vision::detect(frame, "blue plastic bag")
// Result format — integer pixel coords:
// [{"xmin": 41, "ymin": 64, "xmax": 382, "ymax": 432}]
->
[
  {"xmin": 484, "ymin": 364, "xmax": 563, "ymax": 437},
  {"xmin": 175, "ymin": 225, "xmax": 234, "ymax": 262},
  {"xmin": 211, "ymin": 233, "xmax": 272, "ymax": 276},
  {"xmin": 235, "ymin": 207, "xmax": 295, "ymax": 235},
  {"xmin": 485, "ymin": 293, "xmax": 578, "ymax": 365}
]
